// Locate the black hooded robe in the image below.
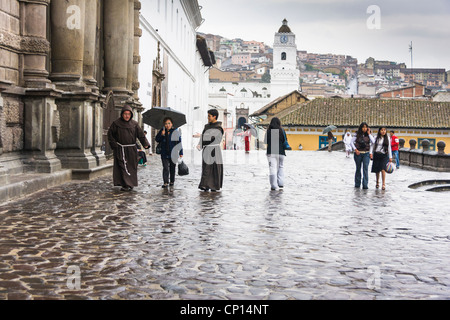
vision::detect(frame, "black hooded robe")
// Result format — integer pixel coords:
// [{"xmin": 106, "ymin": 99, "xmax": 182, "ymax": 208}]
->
[
  {"xmin": 198, "ymin": 121, "xmax": 224, "ymax": 191},
  {"xmin": 107, "ymin": 106, "xmax": 150, "ymax": 188}
]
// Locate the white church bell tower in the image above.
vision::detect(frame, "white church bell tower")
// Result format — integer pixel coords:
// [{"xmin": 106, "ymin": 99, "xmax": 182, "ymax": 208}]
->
[{"xmin": 270, "ymin": 19, "xmax": 300, "ymax": 99}]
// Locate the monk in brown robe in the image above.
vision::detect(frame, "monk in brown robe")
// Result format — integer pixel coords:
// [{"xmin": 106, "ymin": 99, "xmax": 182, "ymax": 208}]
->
[
  {"xmin": 107, "ymin": 105, "xmax": 150, "ymax": 191},
  {"xmin": 197, "ymin": 109, "xmax": 224, "ymax": 192}
]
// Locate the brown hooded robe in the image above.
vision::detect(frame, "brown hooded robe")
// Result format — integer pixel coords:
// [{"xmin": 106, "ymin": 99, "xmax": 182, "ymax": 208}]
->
[{"xmin": 107, "ymin": 105, "xmax": 150, "ymax": 188}]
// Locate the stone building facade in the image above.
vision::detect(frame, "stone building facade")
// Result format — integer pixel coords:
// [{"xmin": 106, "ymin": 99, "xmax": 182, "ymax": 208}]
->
[{"xmin": 0, "ymin": 0, "xmax": 143, "ymax": 185}]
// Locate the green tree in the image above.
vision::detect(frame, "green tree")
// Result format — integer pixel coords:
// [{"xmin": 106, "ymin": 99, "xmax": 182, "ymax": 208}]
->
[{"xmin": 261, "ymin": 71, "xmax": 271, "ymax": 83}]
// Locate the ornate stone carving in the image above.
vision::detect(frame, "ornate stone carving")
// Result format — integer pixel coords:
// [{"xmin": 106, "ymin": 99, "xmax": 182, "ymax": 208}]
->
[
  {"xmin": 20, "ymin": 36, "xmax": 51, "ymax": 54},
  {"xmin": 133, "ymin": 55, "xmax": 141, "ymax": 64}
]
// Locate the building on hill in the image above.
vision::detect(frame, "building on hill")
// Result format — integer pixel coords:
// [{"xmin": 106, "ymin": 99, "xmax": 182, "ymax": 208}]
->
[
  {"xmin": 258, "ymin": 98, "xmax": 450, "ymax": 152},
  {"xmin": 377, "ymin": 82, "xmax": 429, "ymax": 99}
]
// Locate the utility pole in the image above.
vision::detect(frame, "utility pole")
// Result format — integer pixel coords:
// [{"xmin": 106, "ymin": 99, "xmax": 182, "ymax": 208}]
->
[{"xmin": 409, "ymin": 41, "xmax": 413, "ymax": 70}]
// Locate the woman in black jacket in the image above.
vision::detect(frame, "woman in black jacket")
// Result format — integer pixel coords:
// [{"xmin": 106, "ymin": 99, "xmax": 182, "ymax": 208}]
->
[
  {"xmin": 155, "ymin": 117, "xmax": 183, "ymax": 188},
  {"xmin": 264, "ymin": 117, "xmax": 288, "ymax": 190}
]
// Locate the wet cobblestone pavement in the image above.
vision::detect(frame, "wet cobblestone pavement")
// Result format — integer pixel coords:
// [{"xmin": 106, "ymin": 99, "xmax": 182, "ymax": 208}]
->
[{"xmin": 0, "ymin": 150, "xmax": 449, "ymax": 300}]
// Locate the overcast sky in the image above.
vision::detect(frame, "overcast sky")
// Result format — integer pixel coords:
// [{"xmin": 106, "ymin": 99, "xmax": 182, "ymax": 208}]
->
[{"xmin": 197, "ymin": 0, "xmax": 450, "ymax": 69}]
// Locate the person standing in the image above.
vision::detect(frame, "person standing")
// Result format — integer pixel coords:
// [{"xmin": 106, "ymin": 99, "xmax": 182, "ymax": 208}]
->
[
  {"xmin": 237, "ymin": 126, "xmax": 251, "ymax": 153},
  {"xmin": 390, "ymin": 130, "xmax": 400, "ymax": 169},
  {"xmin": 371, "ymin": 127, "xmax": 392, "ymax": 190},
  {"xmin": 197, "ymin": 109, "xmax": 224, "ymax": 192},
  {"xmin": 155, "ymin": 117, "xmax": 183, "ymax": 188},
  {"xmin": 107, "ymin": 105, "xmax": 150, "ymax": 191},
  {"xmin": 343, "ymin": 130, "xmax": 353, "ymax": 158},
  {"xmin": 327, "ymin": 131, "xmax": 334, "ymax": 152},
  {"xmin": 264, "ymin": 117, "xmax": 287, "ymax": 191},
  {"xmin": 351, "ymin": 122, "xmax": 375, "ymax": 190}
]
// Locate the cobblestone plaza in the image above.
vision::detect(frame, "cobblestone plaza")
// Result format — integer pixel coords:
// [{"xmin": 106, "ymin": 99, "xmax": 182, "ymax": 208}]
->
[{"xmin": 0, "ymin": 150, "xmax": 449, "ymax": 300}]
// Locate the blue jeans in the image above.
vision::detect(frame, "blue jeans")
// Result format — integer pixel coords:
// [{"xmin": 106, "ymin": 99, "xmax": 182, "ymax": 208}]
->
[
  {"xmin": 354, "ymin": 152, "xmax": 370, "ymax": 189},
  {"xmin": 392, "ymin": 150, "xmax": 400, "ymax": 168}
]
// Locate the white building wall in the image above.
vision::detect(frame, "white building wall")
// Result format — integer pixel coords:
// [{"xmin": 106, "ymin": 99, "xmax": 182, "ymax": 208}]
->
[{"xmin": 139, "ymin": 0, "xmax": 209, "ymax": 150}]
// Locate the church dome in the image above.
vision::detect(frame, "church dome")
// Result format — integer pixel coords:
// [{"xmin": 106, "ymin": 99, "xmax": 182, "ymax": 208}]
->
[{"xmin": 278, "ymin": 19, "xmax": 291, "ymax": 33}]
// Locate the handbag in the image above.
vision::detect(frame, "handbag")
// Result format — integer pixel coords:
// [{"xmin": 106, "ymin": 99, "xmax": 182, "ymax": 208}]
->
[
  {"xmin": 283, "ymin": 130, "xmax": 291, "ymax": 150},
  {"xmin": 155, "ymin": 143, "xmax": 161, "ymax": 155},
  {"xmin": 178, "ymin": 159, "xmax": 189, "ymax": 176}
]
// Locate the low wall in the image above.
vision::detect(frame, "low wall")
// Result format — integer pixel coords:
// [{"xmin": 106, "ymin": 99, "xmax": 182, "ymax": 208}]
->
[{"xmin": 399, "ymin": 139, "xmax": 450, "ymax": 172}]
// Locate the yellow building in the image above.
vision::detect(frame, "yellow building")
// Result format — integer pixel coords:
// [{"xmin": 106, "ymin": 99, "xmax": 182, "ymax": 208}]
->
[{"xmin": 259, "ymin": 97, "xmax": 450, "ymax": 152}]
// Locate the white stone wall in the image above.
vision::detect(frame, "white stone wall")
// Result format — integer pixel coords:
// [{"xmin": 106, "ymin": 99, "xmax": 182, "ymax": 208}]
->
[{"xmin": 139, "ymin": 0, "xmax": 209, "ymax": 150}]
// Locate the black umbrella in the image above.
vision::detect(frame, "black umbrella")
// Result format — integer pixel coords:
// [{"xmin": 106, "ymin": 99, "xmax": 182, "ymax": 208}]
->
[{"xmin": 142, "ymin": 107, "xmax": 186, "ymax": 129}]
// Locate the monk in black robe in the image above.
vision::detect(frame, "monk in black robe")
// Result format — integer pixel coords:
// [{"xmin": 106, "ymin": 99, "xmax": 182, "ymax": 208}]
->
[
  {"xmin": 107, "ymin": 105, "xmax": 150, "ymax": 191},
  {"xmin": 197, "ymin": 109, "xmax": 224, "ymax": 192}
]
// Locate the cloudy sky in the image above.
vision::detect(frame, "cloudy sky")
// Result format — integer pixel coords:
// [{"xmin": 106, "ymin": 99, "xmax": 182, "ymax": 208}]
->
[{"xmin": 197, "ymin": 0, "xmax": 450, "ymax": 69}]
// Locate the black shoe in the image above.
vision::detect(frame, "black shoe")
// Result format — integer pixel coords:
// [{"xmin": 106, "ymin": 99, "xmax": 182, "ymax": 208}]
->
[
  {"xmin": 120, "ymin": 186, "xmax": 132, "ymax": 191},
  {"xmin": 199, "ymin": 187, "xmax": 209, "ymax": 191},
  {"xmin": 169, "ymin": 183, "xmax": 174, "ymax": 186},
  {"xmin": 162, "ymin": 183, "xmax": 168, "ymax": 188}
]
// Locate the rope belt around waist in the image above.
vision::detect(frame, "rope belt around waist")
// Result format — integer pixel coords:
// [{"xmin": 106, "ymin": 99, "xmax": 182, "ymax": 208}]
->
[{"xmin": 117, "ymin": 143, "xmax": 136, "ymax": 176}]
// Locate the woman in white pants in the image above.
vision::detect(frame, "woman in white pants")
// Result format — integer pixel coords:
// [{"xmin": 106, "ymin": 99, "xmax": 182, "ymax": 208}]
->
[{"xmin": 264, "ymin": 117, "xmax": 288, "ymax": 190}]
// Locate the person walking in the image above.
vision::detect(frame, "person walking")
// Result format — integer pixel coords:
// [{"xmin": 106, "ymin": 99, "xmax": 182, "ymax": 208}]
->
[
  {"xmin": 197, "ymin": 109, "xmax": 224, "ymax": 192},
  {"xmin": 343, "ymin": 130, "xmax": 353, "ymax": 158},
  {"xmin": 371, "ymin": 126, "xmax": 392, "ymax": 190},
  {"xmin": 237, "ymin": 125, "xmax": 252, "ymax": 153},
  {"xmin": 390, "ymin": 130, "xmax": 400, "ymax": 169},
  {"xmin": 264, "ymin": 117, "xmax": 288, "ymax": 191},
  {"xmin": 107, "ymin": 105, "xmax": 150, "ymax": 191},
  {"xmin": 327, "ymin": 131, "xmax": 334, "ymax": 152},
  {"xmin": 155, "ymin": 117, "xmax": 183, "ymax": 188},
  {"xmin": 351, "ymin": 122, "xmax": 375, "ymax": 190}
]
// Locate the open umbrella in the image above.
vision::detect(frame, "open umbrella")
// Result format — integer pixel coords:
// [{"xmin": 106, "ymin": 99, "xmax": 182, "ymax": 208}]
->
[
  {"xmin": 244, "ymin": 123, "xmax": 257, "ymax": 137},
  {"xmin": 142, "ymin": 107, "xmax": 186, "ymax": 129},
  {"xmin": 322, "ymin": 125, "xmax": 337, "ymax": 134}
]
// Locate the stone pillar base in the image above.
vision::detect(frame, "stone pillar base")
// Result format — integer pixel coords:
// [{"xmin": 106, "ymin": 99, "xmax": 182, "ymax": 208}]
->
[{"xmin": 23, "ymin": 155, "xmax": 62, "ymax": 173}]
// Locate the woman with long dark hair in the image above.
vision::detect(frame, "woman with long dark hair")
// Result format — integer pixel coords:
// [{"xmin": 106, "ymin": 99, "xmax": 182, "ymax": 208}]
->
[
  {"xmin": 264, "ymin": 117, "xmax": 288, "ymax": 190},
  {"xmin": 350, "ymin": 122, "xmax": 375, "ymax": 189},
  {"xmin": 155, "ymin": 117, "xmax": 183, "ymax": 188},
  {"xmin": 370, "ymin": 126, "xmax": 392, "ymax": 190}
]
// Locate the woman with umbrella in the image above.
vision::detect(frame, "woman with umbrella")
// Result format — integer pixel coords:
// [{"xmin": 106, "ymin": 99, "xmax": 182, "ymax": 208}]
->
[
  {"xmin": 237, "ymin": 123, "xmax": 255, "ymax": 153},
  {"xmin": 155, "ymin": 117, "xmax": 183, "ymax": 188},
  {"xmin": 144, "ymin": 107, "xmax": 186, "ymax": 189}
]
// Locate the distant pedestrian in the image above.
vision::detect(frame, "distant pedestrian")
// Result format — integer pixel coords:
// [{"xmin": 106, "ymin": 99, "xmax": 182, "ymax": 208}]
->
[
  {"xmin": 137, "ymin": 143, "xmax": 147, "ymax": 166},
  {"xmin": 107, "ymin": 105, "xmax": 150, "ymax": 191},
  {"xmin": 371, "ymin": 126, "xmax": 392, "ymax": 190},
  {"xmin": 351, "ymin": 122, "xmax": 375, "ymax": 189},
  {"xmin": 155, "ymin": 117, "xmax": 183, "ymax": 188},
  {"xmin": 390, "ymin": 130, "xmax": 400, "ymax": 169},
  {"xmin": 197, "ymin": 109, "xmax": 224, "ymax": 192},
  {"xmin": 327, "ymin": 131, "xmax": 334, "ymax": 152},
  {"xmin": 264, "ymin": 117, "xmax": 288, "ymax": 190},
  {"xmin": 237, "ymin": 126, "xmax": 251, "ymax": 153},
  {"xmin": 343, "ymin": 131, "xmax": 353, "ymax": 157}
]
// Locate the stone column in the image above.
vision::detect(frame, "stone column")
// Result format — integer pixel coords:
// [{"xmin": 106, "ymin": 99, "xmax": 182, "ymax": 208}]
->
[
  {"xmin": 20, "ymin": 0, "xmax": 51, "ymax": 87},
  {"xmin": 19, "ymin": 1, "xmax": 63, "ymax": 173},
  {"xmin": 50, "ymin": 0, "xmax": 101, "ymax": 171},
  {"xmin": 50, "ymin": 0, "xmax": 86, "ymax": 86},
  {"xmin": 132, "ymin": 0, "xmax": 142, "ymax": 99},
  {"xmin": 126, "ymin": 0, "xmax": 134, "ymax": 93},
  {"xmin": 83, "ymin": 0, "xmax": 98, "ymax": 88},
  {"xmin": 103, "ymin": 0, "xmax": 129, "ymax": 95}
]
